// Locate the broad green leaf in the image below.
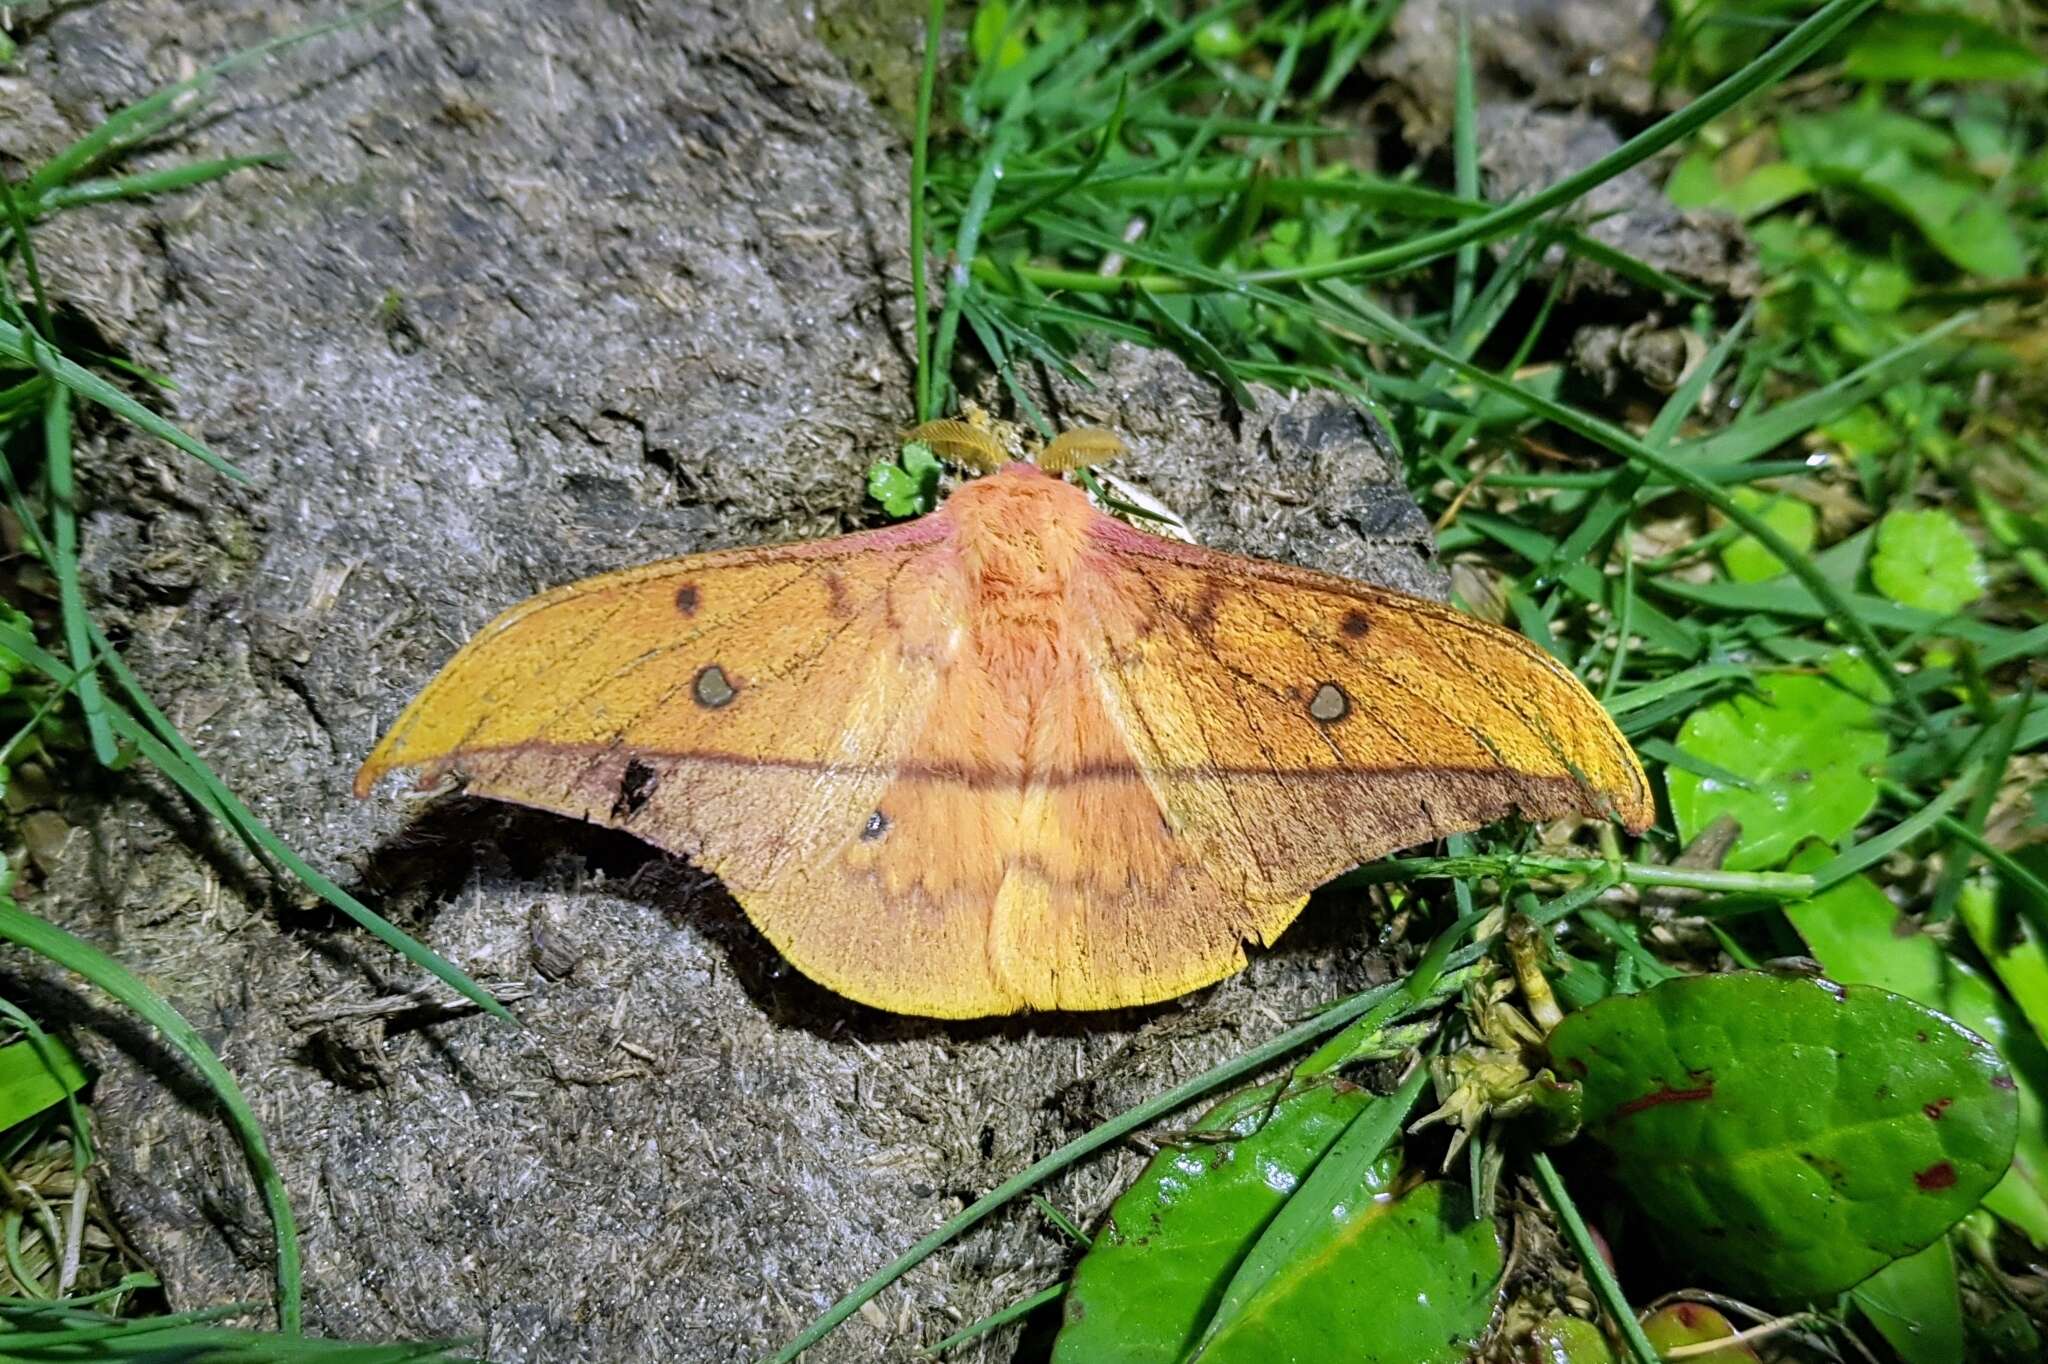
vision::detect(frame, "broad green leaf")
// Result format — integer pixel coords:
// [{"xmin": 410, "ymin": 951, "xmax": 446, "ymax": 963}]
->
[
  {"xmin": 1192, "ymin": 1181, "xmax": 1501, "ymax": 1364},
  {"xmin": 1191, "ymin": 1069, "xmax": 1425, "ymax": 1347},
  {"xmin": 1787, "ymin": 846, "xmax": 2048, "ymax": 1248},
  {"xmin": 970, "ymin": 1, "xmax": 1028, "ymax": 70},
  {"xmin": 1781, "ymin": 108, "xmax": 2025, "ymax": 280},
  {"xmin": 1720, "ymin": 488, "xmax": 1816, "ymax": 583},
  {"xmin": 1548, "ymin": 972, "xmax": 2017, "ymax": 1302},
  {"xmin": 1665, "ymin": 148, "xmax": 1813, "ymax": 220},
  {"xmin": 1822, "ymin": 402, "xmax": 1904, "ymax": 459},
  {"xmin": 0, "ymin": 1032, "xmax": 89, "ymax": 1129},
  {"xmin": 1871, "ymin": 508, "xmax": 1987, "ymax": 615},
  {"xmin": 1053, "ymin": 1079, "xmax": 1376, "ymax": 1364},
  {"xmin": 1843, "ymin": 13, "xmax": 2046, "ymax": 83},
  {"xmin": 1959, "ymin": 858, "xmax": 2048, "ymax": 1050},
  {"xmin": 1667, "ymin": 655, "xmax": 1888, "ymax": 870},
  {"xmin": 1851, "ymin": 1236, "xmax": 1963, "ymax": 1364}
]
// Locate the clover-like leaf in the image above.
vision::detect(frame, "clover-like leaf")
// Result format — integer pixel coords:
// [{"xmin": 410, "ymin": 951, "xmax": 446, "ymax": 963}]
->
[
  {"xmin": 864, "ymin": 441, "xmax": 941, "ymax": 518},
  {"xmin": 1548, "ymin": 972, "xmax": 2017, "ymax": 1303},
  {"xmin": 1720, "ymin": 488, "xmax": 1817, "ymax": 584},
  {"xmin": 1871, "ymin": 508, "xmax": 1987, "ymax": 615},
  {"xmin": 1667, "ymin": 655, "xmax": 1888, "ymax": 870}
]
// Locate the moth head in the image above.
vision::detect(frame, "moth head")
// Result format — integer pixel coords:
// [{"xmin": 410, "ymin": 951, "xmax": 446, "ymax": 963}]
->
[
  {"xmin": 905, "ymin": 416, "xmax": 1128, "ymax": 477},
  {"xmin": 902, "ymin": 418, "xmax": 1010, "ymax": 473}
]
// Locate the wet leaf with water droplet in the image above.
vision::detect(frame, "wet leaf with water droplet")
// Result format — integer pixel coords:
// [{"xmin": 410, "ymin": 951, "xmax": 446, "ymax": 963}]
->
[
  {"xmin": 1871, "ymin": 507, "xmax": 1987, "ymax": 615},
  {"xmin": 1190, "ymin": 1180, "xmax": 1501, "ymax": 1364},
  {"xmin": 1548, "ymin": 971, "xmax": 2017, "ymax": 1303},
  {"xmin": 1667, "ymin": 654, "xmax": 1888, "ymax": 870},
  {"xmin": 1053, "ymin": 1079, "xmax": 1377, "ymax": 1364}
]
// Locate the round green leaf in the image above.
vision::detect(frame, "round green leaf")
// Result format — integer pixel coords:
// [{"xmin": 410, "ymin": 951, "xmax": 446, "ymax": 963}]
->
[
  {"xmin": 1054, "ymin": 1080, "xmax": 1377, "ymax": 1364},
  {"xmin": 1666, "ymin": 656, "xmax": 1888, "ymax": 870},
  {"xmin": 1871, "ymin": 508, "xmax": 1986, "ymax": 615},
  {"xmin": 1525, "ymin": 1315, "xmax": 1618, "ymax": 1363},
  {"xmin": 1720, "ymin": 489, "xmax": 1817, "ymax": 584},
  {"xmin": 1548, "ymin": 972, "xmax": 2018, "ymax": 1303},
  {"xmin": 1194, "ymin": 1181, "xmax": 1502, "ymax": 1364},
  {"xmin": 1783, "ymin": 845, "xmax": 2048, "ymax": 1250}
]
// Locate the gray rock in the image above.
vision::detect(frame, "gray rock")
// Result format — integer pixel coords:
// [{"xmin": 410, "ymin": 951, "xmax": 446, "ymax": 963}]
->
[
  {"xmin": 1370, "ymin": 0, "xmax": 1668, "ymax": 149},
  {"xmin": 1479, "ymin": 104, "xmax": 1758, "ymax": 301},
  {"xmin": 7, "ymin": 2, "xmax": 1442, "ymax": 1360}
]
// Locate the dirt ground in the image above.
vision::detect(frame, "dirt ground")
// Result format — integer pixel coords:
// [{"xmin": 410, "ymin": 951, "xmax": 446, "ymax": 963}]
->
[{"xmin": 0, "ymin": 3, "xmax": 1466, "ymax": 1359}]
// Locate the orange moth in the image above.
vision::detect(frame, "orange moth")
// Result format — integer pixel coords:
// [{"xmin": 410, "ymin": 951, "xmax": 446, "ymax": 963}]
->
[{"xmin": 357, "ymin": 424, "xmax": 1652, "ymax": 1017}]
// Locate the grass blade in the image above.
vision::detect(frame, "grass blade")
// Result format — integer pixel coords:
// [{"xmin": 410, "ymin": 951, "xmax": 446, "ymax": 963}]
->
[
  {"xmin": 909, "ymin": 0, "xmax": 944, "ymax": 420},
  {"xmin": 1532, "ymin": 1152, "xmax": 1658, "ymax": 1364},
  {"xmin": 1449, "ymin": 8, "xmax": 1478, "ymax": 325},
  {"xmin": 1242, "ymin": 0, "xmax": 1881, "ymax": 285},
  {"xmin": 0, "ymin": 315, "xmax": 248, "ymax": 483},
  {"xmin": 31, "ymin": 153, "xmax": 288, "ymax": 215},
  {"xmin": 1675, "ymin": 324, "xmax": 1960, "ymax": 465},
  {"xmin": 1929, "ymin": 683, "xmax": 2032, "ymax": 923},
  {"xmin": 0, "ymin": 621, "xmax": 510, "ymax": 1022},
  {"xmin": 922, "ymin": 1284, "xmax": 1062, "ymax": 1357},
  {"xmin": 40, "ymin": 384, "xmax": 116, "ymax": 766},
  {"xmin": 1308, "ymin": 284, "xmax": 1945, "ymax": 726},
  {"xmin": 24, "ymin": 1, "xmax": 397, "ymax": 196},
  {"xmin": 0, "ymin": 893, "xmax": 301, "ymax": 1334},
  {"xmin": 985, "ymin": 79, "xmax": 1129, "ymax": 235}
]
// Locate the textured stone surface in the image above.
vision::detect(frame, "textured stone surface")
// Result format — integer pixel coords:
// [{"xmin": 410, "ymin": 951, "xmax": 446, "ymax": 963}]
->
[
  {"xmin": 1364, "ymin": 0, "xmax": 1754, "ymax": 303},
  {"xmin": 4, "ymin": 2, "xmax": 1444, "ymax": 1361},
  {"xmin": 1370, "ymin": 0, "xmax": 1668, "ymax": 148}
]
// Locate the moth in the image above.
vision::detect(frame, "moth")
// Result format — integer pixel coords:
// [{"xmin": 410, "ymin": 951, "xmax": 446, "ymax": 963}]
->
[{"xmin": 357, "ymin": 424, "xmax": 1652, "ymax": 1017}]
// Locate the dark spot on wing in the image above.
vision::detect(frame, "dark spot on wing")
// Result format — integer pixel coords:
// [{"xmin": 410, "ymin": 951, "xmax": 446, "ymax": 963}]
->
[
  {"xmin": 612, "ymin": 758, "xmax": 658, "ymax": 819},
  {"xmin": 1188, "ymin": 578, "xmax": 1225, "ymax": 641},
  {"xmin": 862, "ymin": 810, "xmax": 889, "ymax": 841},
  {"xmin": 675, "ymin": 582, "xmax": 700, "ymax": 616},
  {"xmin": 823, "ymin": 569, "xmax": 851, "ymax": 620},
  {"xmin": 1340, "ymin": 609, "xmax": 1371, "ymax": 638}
]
